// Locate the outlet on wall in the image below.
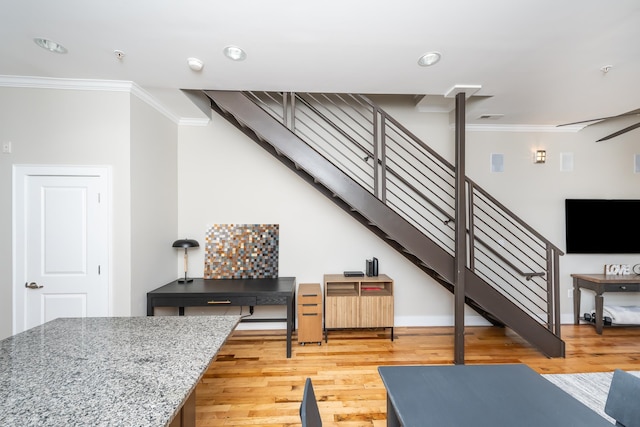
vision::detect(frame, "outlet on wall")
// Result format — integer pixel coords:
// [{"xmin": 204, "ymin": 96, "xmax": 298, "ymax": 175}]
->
[
  {"xmin": 567, "ymin": 289, "xmax": 573, "ymax": 299},
  {"xmin": 2, "ymin": 141, "xmax": 11, "ymax": 154}
]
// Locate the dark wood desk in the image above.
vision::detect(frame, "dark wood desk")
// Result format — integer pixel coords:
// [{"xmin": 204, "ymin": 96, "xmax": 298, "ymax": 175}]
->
[
  {"xmin": 572, "ymin": 273, "xmax": 640, "ymax": 334},
  {"xmin": 378, "ymin": 364, "xmax": 611, "ymax": 427},
  {"xmin": 147, "ymin": 277, "xmax": 296, "ymax": 358}
]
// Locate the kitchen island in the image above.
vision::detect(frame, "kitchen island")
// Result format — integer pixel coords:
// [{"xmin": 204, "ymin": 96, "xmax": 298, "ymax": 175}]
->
[{"xmin": 0, "ymin": 315, "xmax": 239, "ymax": 427}]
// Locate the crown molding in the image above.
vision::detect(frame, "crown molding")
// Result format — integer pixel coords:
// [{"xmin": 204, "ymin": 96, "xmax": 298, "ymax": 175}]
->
[
  {"xmin": 465, "ymin": 123, "xmax": 585, "ymax": 133},
  {"xmin": 178, "ymin": 117, "xmax": 210, "ymax": 126},
  {"xmin": 0, "ymin": 76, "xmax": 583, "ymax": 132},
  {"xmin": 128, "ymin": 84, "xmax": 181, "ymax": 124},
  {"xmin": 0, "ymin": 75, "xmax": 132, "ymax": 91},
  {"xmin": 0, "ymin": 75, "xmax": 181, "ymax": 124}
]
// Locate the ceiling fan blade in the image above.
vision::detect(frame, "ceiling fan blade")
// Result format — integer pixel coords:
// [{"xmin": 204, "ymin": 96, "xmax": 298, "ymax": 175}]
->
[
  {"xmin": 557, "ymin": 110, "xmax": 640, "ymax": 127},
  {"xmin": 596, "ymin": 121, "xmax": 640, "ymax": 142}
]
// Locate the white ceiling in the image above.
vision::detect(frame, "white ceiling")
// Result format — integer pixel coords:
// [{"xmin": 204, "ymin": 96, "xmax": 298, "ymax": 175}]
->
[{"xmin": 1, "ymin": 0, "xmax": 639, "ymax": 128}]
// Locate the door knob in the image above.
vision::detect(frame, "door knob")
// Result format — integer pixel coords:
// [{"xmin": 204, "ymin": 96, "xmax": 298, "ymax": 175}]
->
[{"xmin": 25, "ymin": 282, "xmax": 43, "ymax": 289}]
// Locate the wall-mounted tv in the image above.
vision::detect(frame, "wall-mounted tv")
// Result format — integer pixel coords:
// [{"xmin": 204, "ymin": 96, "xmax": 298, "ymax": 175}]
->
[{"xmin": 565, "ymin": 199, "xmax": 640, "ymax": 254}]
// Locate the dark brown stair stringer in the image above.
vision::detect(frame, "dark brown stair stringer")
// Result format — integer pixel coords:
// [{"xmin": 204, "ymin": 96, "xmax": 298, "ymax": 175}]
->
[{"xmin": 204, "ymin": 90, "xmax": 565, "ymax": 358}]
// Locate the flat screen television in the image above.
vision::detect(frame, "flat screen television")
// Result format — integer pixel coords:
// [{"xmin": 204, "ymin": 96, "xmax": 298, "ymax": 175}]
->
[{"xmin": 565, "ymin": 199, "xmax": 640, "ymax": 254}]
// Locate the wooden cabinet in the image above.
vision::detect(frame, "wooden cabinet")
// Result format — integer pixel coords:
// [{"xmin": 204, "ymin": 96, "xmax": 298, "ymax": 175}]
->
[
  {"xmin": 324, "ymin": 274, "xmax": 394, "ymax": 340},
  {"xmin": 297, "ymin": 283, "xmax": 323, "ymax": 344}
]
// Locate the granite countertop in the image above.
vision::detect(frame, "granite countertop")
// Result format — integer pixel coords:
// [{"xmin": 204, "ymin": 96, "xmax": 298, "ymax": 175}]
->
[{"xmin": 0, "ymin": 315, "xmax": 239, "ymax": 427}]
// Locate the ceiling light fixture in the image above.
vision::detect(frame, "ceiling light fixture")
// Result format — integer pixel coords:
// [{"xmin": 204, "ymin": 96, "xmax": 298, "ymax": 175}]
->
[
  {"xmin": 223, "ymin": 45, "xmax": 246, "ymax": 61},
  {"xmin": 187, "ymin": 57, "xmax": 204, "ymax": 71},
  {"xmin": 33, "ymin": 37, "xmax": 67, "ymax": 54},
  {"xmin": 418, "ymin": 51, "xmax": 441, "ymax": 67}
]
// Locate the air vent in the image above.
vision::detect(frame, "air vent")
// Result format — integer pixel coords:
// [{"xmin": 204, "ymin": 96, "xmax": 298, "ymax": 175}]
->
[{"xmin": 478, "ymin": 114, "xmax": 504, "ymax": 120}]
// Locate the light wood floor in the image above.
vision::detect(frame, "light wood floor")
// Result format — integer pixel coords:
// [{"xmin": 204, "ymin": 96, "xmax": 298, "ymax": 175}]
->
[{"xmin": 196, "ymin": 325, "xmax": 640, "ymax": 426}]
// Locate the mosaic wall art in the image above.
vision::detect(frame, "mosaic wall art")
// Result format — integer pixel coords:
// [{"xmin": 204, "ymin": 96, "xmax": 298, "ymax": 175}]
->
[{"xmin": 204, "ymin": 224, "xmax": 279, "ymax": 279}]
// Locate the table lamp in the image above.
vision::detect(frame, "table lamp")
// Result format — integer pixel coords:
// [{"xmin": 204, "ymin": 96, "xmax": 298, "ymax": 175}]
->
[{"xmin": 172, "ymin": 239, "xmax": 199, "ymax": 283}]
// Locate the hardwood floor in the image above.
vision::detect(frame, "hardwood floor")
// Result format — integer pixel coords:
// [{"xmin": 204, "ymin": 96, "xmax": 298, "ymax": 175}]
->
[{"xmin": 197, "ymin": 325, "xmax": 640, "ymax": 426}]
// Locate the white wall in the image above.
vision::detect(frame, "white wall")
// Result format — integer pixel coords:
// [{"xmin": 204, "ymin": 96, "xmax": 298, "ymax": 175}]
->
[
  {"xmin": 129, "ymin": 95, "xmax": 179, "ymax": 315},
  {"xmin": 177, "ymin": 96, "xmax": 640, "ymax": 327},
  {"xmin": 465, "ymin": 124, "xmax": 640, "ymax": 318},
  {"xmin": 0, "ymin": 87, "xmax": 131, "ymax": 339},
  {"xmin": 377, "ymin": 98, "xmax": 640, "ymax": 320},
  {"xmin": 0, "ymin": 85, "xmax": 178, "ymax": 339},
  {"xmin": 176, "ymin": 109, "xmax": 473, "ymax": 327},
  {"xmin": 2, "ymin": 86, "xmax": 638, "ymax": 340}
]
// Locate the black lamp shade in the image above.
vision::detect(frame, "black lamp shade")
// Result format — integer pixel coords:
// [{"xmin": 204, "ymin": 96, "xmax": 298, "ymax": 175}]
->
[{"xmin": 172, "ymin": 239, "xmax": 199, "ymax": 248}]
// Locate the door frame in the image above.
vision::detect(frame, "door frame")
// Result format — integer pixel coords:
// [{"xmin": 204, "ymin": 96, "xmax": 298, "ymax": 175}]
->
[{"xmin": 12, "ymin": 165, "xmax": 112, "ymax": 334}]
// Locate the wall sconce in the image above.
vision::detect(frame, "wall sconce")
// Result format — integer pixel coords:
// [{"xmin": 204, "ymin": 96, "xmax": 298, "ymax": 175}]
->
[
  {"xmin": 173, "ymin": 239, "xmax": 200, "ymax": 283},
  {"xmin": 535, "ymin": 150, "xmax": 546, "ymax": 164}
]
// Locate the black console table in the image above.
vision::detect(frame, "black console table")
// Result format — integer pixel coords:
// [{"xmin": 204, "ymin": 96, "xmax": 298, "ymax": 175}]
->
[
  {"xmin": 147, "ymin": 277, "xmax": 296, "ymax": 358},
  {"xmin": 572, "ymin": 273, "xmax": 640, "ymax": 334}
]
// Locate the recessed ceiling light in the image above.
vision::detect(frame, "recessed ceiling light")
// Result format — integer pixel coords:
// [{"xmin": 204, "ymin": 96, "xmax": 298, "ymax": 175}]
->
[
  {"xmin": 418, "ymin": 51, "xmax": 441, "ymax": 67},
  {"xmin": 223, "ymin": 45, "xmax": 246, "ymax": 61},
  {"xmin": 33, "ymin": 37, "xmax": 67, "ymax": 54}
]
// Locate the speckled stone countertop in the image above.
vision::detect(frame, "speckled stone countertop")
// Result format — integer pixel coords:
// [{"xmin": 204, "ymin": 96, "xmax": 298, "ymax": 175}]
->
[{"xmin": 0, "ymin": 315, "xmax": 239, "ymax": 427}]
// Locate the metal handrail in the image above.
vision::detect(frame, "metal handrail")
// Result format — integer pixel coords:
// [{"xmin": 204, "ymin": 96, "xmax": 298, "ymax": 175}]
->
[
  {"xmin": 246, "ymin": 91, "xmax": 564, "ymax": 333},
  {"xmin": 468, "ymin": 178, "xmax": 563, "ymax": 254}
]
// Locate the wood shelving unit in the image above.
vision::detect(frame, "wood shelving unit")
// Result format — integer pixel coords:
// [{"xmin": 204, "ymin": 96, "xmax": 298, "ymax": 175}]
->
[{"xmin": 323, "ymin": 273, "xmax": 394, "ymax": 341}]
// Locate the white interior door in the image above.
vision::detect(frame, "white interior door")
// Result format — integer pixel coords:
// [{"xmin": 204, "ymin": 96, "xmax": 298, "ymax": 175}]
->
[{"xmin": 14, "ymin": 166, "xmax": 110, "ymax": 333}]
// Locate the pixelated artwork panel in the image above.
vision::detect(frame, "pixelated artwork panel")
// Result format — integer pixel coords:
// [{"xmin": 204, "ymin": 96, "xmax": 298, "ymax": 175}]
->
[{"xmin": 204, "ymin": 224, "xmax": 279, "ymax": 279}]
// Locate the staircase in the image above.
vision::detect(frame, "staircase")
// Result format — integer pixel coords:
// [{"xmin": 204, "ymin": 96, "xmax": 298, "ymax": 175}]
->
[{"xmin": 203, "ymin": 90, "xmax": 565, "ymax": 358}]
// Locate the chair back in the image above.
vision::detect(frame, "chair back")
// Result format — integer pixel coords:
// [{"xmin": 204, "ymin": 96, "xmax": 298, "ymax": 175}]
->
[
  {"xmin": 605, "ymin": 369, "xmax": 640, "ymax": 427},
  {"xmin": 300, "ymin": 377, "xmax": 322, "ymax": 427}
]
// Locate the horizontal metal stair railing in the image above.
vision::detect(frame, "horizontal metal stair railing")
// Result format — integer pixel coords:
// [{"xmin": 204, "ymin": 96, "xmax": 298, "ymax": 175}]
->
[{"xmin": 204, "ymin": 90, "xmax": 565, "ymax": 357}]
